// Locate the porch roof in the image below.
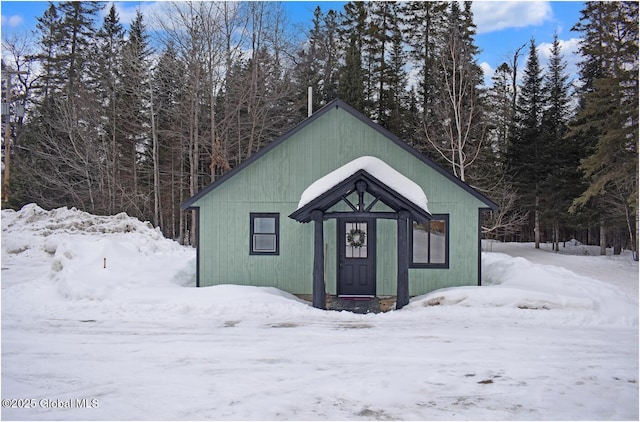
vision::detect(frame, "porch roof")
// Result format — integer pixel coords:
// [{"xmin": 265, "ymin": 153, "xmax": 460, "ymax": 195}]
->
[{"xmin": 289, "ymin": 156, "xmax": 431, "ymax": 224}]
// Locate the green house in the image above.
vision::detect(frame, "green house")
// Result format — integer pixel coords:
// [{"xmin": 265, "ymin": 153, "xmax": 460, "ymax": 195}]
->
[{"xmin": 182, "ymin": 99, "xmax": 498, "ymax": 309}]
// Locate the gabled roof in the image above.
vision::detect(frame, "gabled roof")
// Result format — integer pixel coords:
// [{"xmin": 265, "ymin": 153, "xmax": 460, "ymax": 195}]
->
[
  {"xmin": 296, "ymin": 156, "xmax": 429, "ymax": 213},
  {"xmin": 289, "ymin": 168, "xmax": 432, "ymax": 224},
  {"xmin": 181, "ymin": 98, "xmax": 499, "ymax": 211}
]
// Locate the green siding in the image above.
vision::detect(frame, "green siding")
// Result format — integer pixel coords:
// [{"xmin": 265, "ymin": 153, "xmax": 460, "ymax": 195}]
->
[{"xmin": 192, "ymin": 106, "xmax": 488, "ymax": 296}]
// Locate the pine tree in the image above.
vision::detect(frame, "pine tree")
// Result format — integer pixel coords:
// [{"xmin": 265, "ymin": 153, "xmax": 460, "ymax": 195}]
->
[
  {"xmin": 337, "ymin": 35, "xmax": 365, "ymax": 111},
  {"xmin": 153, "ymin": 42, "xmax": 188, "ymax": 239},
  {"xmin": 381, "ymin": 2, "xmax": 409, "ymax": 136},
  {"xmin": 294, "ymin": 6, "xmax": 341, "ymax": 113},
  {"xmin": 540, "ymin": 34, "xmax": 577, "ymax": 250},
  {"xmin": 401, "ymin": 1, "xmax": 447, "ymax": 121},
  {"xmin": 55, "ymin": 1, "xmax": 104, "ymax": 100},
  {"xmin": 32, "ymin": 3, "xmax": 61, "ymax": 101},
  {"xmin": 506, "ymin": 38, "xmax": 546, "ymax": 246},
  {"xmin": 570, "ymin": 1, "xmax": 639, "ymax": 258},
  {"xmin": 16, "ymin": 1, "xmax": 107, "ymax": 213},
  {"xmin": 295, "ymin": 7, "xmax": 324, "ymax": 114},
  {"xmin": 119, "ymin": 9, "xmax": 152, "ymax": 216},
  {"xmin": 367, "ymin": 1, "xmax": 394, "ymax": 124},
  {"xmin": 90, "ymin": 4, "xmax": 125, "ymax": 214},
  {"xmin": 321, "ymin": 9, "xmax": 340, "ymax": 104},
  {"xmin": 337, "ymin": 1, "xmax": 367, "ymax": 112},
  {"xmin": 488, "ymin": 62, "xmax": 514, "ymax": 160}
]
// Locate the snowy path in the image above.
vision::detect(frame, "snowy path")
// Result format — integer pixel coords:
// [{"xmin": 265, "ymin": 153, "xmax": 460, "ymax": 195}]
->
[{"xmin": 2, "ymin": 300, "xmax": 637, "ymax": 421}]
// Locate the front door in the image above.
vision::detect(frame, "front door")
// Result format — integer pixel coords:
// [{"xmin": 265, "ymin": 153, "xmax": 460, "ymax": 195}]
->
[{"xmin": 337, "ymin": 218, "xmax": 376, "ymax": 297}]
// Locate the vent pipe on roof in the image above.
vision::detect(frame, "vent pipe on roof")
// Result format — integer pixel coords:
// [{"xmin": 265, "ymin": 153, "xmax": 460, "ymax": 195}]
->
[{"xmin": 308, "ymin": 86, "xmax": 313, "ymax": 117}]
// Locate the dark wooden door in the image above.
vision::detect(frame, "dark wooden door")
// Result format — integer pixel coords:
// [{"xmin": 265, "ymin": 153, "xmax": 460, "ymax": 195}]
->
[{"xmin": 337, "ymin": 218, "xmax": 376, "ymax": 297}]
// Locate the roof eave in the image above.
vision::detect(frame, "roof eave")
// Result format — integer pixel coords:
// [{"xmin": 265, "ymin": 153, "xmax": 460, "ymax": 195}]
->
[{"xmin": 289, "ymin": 169, "xmax": 431, "ymax": 224}]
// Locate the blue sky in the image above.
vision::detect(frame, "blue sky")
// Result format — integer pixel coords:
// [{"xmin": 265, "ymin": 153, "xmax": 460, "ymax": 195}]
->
[{"xmin": 1, "ymin": 1, "xmax": 585, "ymax": 85}]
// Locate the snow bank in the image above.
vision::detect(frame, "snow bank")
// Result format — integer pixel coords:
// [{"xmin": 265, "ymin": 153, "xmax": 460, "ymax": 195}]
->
[
  {"xmin": 1, "ymin": 205, "xmax": 325, "ymax": 321},
  {"xmin": 2, "ymin": 204, "xmax": 636, "ymax": 328},
  {"xmin": 2, "ymin": 203, "xmax": 178, "ymax": 256},
  {"xmin": 409, "ymin": 251, "xmax": 638, "ymax": 327},
  {"xmin": 2, "ymin": 204, "xmax": 178, "ymax": 249},
  {"xmin": 2, "ymin": 204, "xmax": 194, "ymax": 308}
]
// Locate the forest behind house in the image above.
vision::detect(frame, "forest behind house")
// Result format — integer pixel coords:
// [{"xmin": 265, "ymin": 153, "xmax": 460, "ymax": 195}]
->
[{"xmin": 1, "ymin": 1, "xmax": 637, "ymax": 259}]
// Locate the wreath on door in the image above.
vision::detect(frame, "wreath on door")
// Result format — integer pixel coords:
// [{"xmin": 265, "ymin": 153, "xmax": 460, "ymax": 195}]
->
[{"xmin": 347, "ymin": 228, "xmax": 366, "ymax": 248}]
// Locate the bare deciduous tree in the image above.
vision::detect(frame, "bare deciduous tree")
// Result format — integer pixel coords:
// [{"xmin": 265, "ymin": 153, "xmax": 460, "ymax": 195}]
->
[
  {"xmin": 481, "ymin": 183, "xmax": 530, "ymax": 239},
  {"xmin": 424, "ymin": 12, "xmax": 483, "ymax": 183}
]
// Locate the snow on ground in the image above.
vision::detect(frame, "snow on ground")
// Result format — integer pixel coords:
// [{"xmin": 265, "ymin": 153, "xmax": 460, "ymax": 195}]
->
[
  {"xmin": 1, "ymin": 204, "xmax": 638, "ymax": 420},
  {"xmin": 485, "ymin": 239, "xmax": 639, "ymax": 301}
]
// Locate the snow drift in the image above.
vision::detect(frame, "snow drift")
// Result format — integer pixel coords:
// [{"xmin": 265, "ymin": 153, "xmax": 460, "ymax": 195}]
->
[{"xmin": 410, "ymin": 251, "xmax": 638, "ymax": 327}]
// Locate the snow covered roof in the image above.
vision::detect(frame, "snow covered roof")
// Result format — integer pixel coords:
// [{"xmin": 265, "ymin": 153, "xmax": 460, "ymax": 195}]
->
[
  {"xmin": 298, "ymin": 156, "xmax": 429, "ymax": 212},
  {"xmin": 296, "ymin": 156, "xmax": 429, "ymax": 213}
]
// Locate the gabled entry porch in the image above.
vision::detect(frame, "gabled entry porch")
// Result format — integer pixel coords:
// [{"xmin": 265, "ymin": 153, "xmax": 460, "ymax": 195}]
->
[{"xmin": 289, "ymin": 157, "xmax": 431, "ymax": 310}]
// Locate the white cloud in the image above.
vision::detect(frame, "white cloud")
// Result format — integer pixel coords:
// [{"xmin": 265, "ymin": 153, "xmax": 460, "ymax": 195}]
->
[
  {"xmin": 102, "ymin": 1, "xmax": 171, "ymax": 31},
  {"xmin": 479, "ymin": 61, "xmax": 494, "ymax": 86},
  {"xmin": 537, "ymin": 37, "xmax": 582, "ymax": 84},
  {"xmin": 472, "ymin": 1, "xmax": 553, "ymax": 34},
  {"xmin": 484, "ymin": 37, "xmax": 583, "ymax": 88},
  {"xmin": 538, "ymin": 37, "xmax": 581, "ymax": 61},
  {"xmin": 1, "ymin": 14, "xmax": 24, "ymax": 28}
]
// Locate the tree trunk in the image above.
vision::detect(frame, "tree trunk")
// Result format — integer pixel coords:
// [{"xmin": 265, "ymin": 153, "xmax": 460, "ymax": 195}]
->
[
  {"xmin": 631, "ymin": 205, "xmax": 640, "ymax": 261},
  {"xmin": 110, "ymin": 97, "xmax": 117, "ymax": 214},
  {"xmin": 600, "ymin": 220, "xmax": 606, "ymax": 256},
  {"xmin": 179, "ymin": 131, "xmax": 187, "ymax": 245},
  {"xmin": 149, "ymin": 80, "xmax": 160, "ymax": 228},
  {"xmin": 623, "ymin": 200, "xmax": 638, "ymax": 261},
  {"xmin": 534, "ymin": 194, "xmax": 540, "ymax": 249},
  {"xmin": 613, "ymin": 231, "xmax": 622, "ymax": 255},
  {"xmin": 188, "ymin": 63, "xmax": 201, "ymax": 246}
]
